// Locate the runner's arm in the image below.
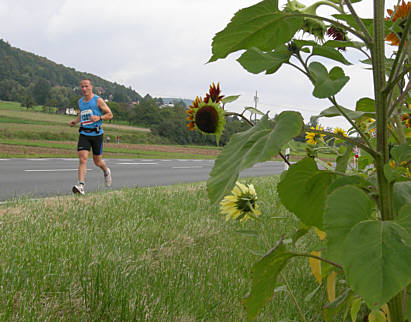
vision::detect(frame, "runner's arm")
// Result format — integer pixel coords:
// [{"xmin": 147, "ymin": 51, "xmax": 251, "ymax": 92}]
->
[
  {"xmin": 97, "ymin": 98, "xmax": 113, "ymax": 121},
  {"xmin": 69, "ymin": 114, "xmax": 81, "ymax": 127}
]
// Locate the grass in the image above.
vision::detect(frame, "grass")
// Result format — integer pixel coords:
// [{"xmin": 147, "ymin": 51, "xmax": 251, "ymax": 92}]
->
[
  {"xmin": 0, "ymin": 176, "xmax": 328, "ymax": 321},
  {"xmin": 0, "ymin": 139, "xmax": 217, "ymax": 159}
]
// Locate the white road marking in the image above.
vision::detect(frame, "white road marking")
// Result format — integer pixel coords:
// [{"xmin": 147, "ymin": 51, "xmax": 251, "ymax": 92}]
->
[
  {"xmin": 61, "ymin": 158, "xmax": 77, "ymax": 161},
  {"xmin": 116, "ymin": 162, "xmax": 158, "ymax": 165},
  {"xmin": 27, "ymin": 159, "xmax": 49, "ymax": 161},
  {"xmin": 172, "ymin": 166, "xmax": 203, "ymax": 169},
  {"xmin": 0, "ymin": 159, "xmax": 9, "ymax": 161},
  {"xmin": 24, "ymin": 169, "xmax": 93, "ymax": 172}
]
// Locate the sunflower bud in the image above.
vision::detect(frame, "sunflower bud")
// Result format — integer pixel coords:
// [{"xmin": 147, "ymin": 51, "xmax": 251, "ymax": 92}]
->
[
  {"xmin": 284, "ymin": 0, "xmax": 327, "ymax": 40},
  {"xmin": 287, "ymin": 41, "xmax": 299, "ymax": 54}
]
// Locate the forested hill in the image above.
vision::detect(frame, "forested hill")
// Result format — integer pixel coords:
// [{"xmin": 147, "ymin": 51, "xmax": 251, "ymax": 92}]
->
[{"xmin": 0, "ymin": 39, "xmax": 142, "ymax": 105}]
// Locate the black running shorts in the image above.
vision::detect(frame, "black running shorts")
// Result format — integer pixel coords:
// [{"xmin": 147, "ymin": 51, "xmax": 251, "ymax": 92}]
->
[{"xmin": 77, "ymin": 134, "xmax": 104, "ymax": 155}]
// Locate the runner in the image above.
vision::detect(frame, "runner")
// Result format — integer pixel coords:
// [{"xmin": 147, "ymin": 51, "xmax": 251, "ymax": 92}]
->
[{"xmin": 69, "ymin": 79, "xmax": 113, "ymax": 195}]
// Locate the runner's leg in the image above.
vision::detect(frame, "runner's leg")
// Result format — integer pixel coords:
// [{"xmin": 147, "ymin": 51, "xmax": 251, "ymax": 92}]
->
[{"xmin": 78, "ymin": 150, "xmax": 89, "ymax": 183}]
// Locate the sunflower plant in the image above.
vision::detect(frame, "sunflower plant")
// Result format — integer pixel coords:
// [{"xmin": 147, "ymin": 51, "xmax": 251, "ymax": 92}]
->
[{"xmin": 202, "ymin": 0, "xmax": 411, "ymax": 320}]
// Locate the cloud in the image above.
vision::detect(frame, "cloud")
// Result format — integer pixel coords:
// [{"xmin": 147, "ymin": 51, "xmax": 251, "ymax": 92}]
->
[{"xmin": 0, "ymin": 0, "xmax": 399, "ymax": 129}]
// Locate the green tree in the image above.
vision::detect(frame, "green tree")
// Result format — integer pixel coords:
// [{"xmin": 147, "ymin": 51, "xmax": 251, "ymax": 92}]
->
[
  {"xmin": 21, "ymin": 94, "xmax": 35, "ymax": 110},
  {"xmin": 32, "ymin": 78, "xmax": 50, "ymax": 105}
]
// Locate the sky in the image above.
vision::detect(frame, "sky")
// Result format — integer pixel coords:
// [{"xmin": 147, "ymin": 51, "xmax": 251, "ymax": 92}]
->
[{"xmin": 0, "ymin": 0, "xmax": 399, "ymax": 129}]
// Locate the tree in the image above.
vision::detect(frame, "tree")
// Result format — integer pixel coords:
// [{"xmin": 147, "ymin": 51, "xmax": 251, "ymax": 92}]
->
[
  {"xmin": 21, "ymin": 94, "xmax": 35, "ymax": 110},
  {"xmin": 32, "ymin": 78, "xmax": 50, "ymax": 105}
]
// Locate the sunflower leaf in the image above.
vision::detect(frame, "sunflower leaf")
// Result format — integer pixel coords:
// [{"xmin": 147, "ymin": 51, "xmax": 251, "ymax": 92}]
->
[
  {"xmin": 311, "ymin": 46, "xmax": 352, "ymax": 65},
  {"xmin": 242, "ymin": 239, "xmax": 297, "ymax": 320},
  {"xmin": 237, "ymin": 45, "xmax": 291, "ymax": 74},
  {"xmin": 324, "ymin": 40, "xmax": 365, "ymax": 49},
  {"xmin": 335, "ymin": 145, "xmax": 352, "ymax": 173},
  {"xmin": 356, "ymin": 97, "xmax": 375, "ymax": 112},
  {"xmin": 244, "ymin": 106, "xmax": 265, "ymax": 115},
  {"xmin": 278, "ymin": 158, "xmax": 336, "ymax": 229},
  {"xmin": 309, "ymin": 62, "xmax": 350, "ymax": 98},
  {"xmin": 341, "ymin": 219, "xmax": 411, "ymax": 310},
  {"xmin": 207, "ymin": 112, "xmax": 303, "ymax": 204},
  {"xmin": 209, "ymin": 0, "xmax": 303, "ymax": 62},
  {"xmin": 391, "ymin": 143, "xmax": 411, "ymax": 164},
  {"xmin": 221, "ymin": 95, "xmax": 240, "ymax": 104},
  {"xmin": 310, "ymin": 104, "xmax": 374, "ymax": 124},
  {"xmin": 324, "ymin": 185, "xmax": 374, "ymax": 264}
]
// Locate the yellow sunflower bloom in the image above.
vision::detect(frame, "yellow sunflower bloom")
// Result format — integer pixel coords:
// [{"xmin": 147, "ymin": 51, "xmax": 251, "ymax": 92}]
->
[
  {"xmin": 333, "ymin": 127, "xmax": 348, "ymax": 137},
  {"xmin": 220, "ymin": 182, "xmax": 260, "ymax": 222},
  {"xmin": 186, "ymin": 96, "xmax": 202, "ymax": 131},
  {"xmin": 385, "ymin": 0, "xmax": 411, "ymax": 46},
  {"xmin": 305, "ymin": 125, "xmax": 325, "ymax": 145},
  {"xmin": 186, "ymin": 84, "xmax": 227, "ymax": 144}
]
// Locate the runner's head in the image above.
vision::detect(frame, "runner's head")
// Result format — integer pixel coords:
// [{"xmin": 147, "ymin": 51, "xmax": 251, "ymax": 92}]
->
[{"xmin": 80, "ymin": 79, "xmax": 93, "ymax": 97}]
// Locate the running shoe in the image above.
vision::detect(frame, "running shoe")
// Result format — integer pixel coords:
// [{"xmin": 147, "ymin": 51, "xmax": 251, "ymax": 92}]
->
[
  {"xmin": 104, "ymin": 168, "xmax": 112, "ymax": 187},
  {"xmin": 72, "ymin": 184, "xmax": 85, "ymax": 195}
]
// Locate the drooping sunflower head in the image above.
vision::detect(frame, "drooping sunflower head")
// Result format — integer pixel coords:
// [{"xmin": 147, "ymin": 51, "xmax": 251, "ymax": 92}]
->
[
  {"xmin": 204, "ymin": 82, "xmax": 224, "ymax": 104},
  {"xmin": 385, "ymin": 0, "xmax": 411, "ymax": 46},
  {"xmin": 305, "ymin": 125, "xmax": 325, "ymax": 145},
  {"xmin": 186, "ymin": 96, "xmax": 202, "ymax": 131},
  {"xmin": 333, "ymin": 127, "xmax": 348, "ymax": 137},
  {"xmin": 188, "ymin": 101, "xmax": 226, "ymax": 144},
  {"xmin": 220, "ymin": 182, "xmax": 260, "ymax": 222},
  {"xmin": 326, "ymin": 25, "xmax": 348, "ymax": 51}
]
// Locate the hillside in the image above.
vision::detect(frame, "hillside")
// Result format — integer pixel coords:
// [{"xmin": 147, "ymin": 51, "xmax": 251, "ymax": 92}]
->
[{"xmin": 0, "ymin": 39, "xmax": 141, "ymax": 104}]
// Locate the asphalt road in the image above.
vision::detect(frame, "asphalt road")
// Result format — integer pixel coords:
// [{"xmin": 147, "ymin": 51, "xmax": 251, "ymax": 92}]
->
[{"xmin": 0, "ymin": 158, "xmax": 286, "ymax": 202}]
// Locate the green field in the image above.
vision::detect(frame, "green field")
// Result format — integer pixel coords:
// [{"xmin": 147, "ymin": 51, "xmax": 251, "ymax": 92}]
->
[
  {"xmin": 0, "ymin": 101, "xmax": 221, "ymax": 159},
  {"xmin": 0, "ymin": 176, "xmax": 332, "ymax": 321}
]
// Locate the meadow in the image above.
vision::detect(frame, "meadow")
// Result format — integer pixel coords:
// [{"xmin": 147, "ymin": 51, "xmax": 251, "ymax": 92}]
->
[
  {"xmin": 0, "ymin": 176, "xmax": 330, "ymax": 321},
  {"xmin": 0, "ymin": 101, "xmax": 221, "ymax": 159}
]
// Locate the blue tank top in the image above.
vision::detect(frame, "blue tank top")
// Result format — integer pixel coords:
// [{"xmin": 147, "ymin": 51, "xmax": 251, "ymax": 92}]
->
[{"xmin": 78, "ymin": 95, "xmax": 103, "ymax": 136}]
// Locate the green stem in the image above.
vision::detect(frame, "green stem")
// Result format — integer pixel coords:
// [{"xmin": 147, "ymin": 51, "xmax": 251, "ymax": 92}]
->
[
  {"xmin": 373, "ymin": 0, "xmax": 394, "ymax": 220},
  {"xmin": 385, "ymin": 67, "xmax": 411, "ymax": 102},
  {"xmin": 296, "ymin": 253, "xmax": 343, "ymax": 270},
  {"xmin": 298, "ymin": 13, "xmax": 371, "ymax": 44},
  {"xmin": 224, "ymin": 112, "xmax": 254, "ymax": 127},
  {"xmin": 388, "ymin": 293, "xmax": 404, "ymax": 322},
  {"xmin": 306, "ymin": 1, "xmax": 343, "ymax": 13},
  {"xmin": 280, "ymin": 272, "xmax": 307, "ymax": 322},
  {"xmin": 287, "ymin": 62, "xmax": 310, "ymax": 77},
  {"xmin": 343, "ymin": 0, "xmax": 374, "ymax": 43},
  {"xmin": 388, "ymin": 80, "xmax": 411, "ymax": 117},
  {"xmin": 373, "ymin": 0, "xmax": 402, "ymax": 319},
  {"xmin": 329, "ymin": 97, "xmax": 374, "ymax": 149}
]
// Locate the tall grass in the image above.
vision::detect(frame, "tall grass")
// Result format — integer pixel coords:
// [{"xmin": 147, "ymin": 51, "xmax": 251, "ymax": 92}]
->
[{"xmin": 0, "ymin": 176, "xmax": 326, "ymax": 321}]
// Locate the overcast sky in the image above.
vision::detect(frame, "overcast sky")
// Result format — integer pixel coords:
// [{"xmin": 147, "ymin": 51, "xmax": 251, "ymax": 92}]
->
[{"xmin": 0, "ymin": 0, "xmax": 398, "ymax": 129}]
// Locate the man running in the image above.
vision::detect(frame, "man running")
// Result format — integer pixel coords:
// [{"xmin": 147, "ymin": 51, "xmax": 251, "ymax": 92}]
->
[{"xmin": 69, "ymin": 79, "xmax": 113, "ymax": 195}]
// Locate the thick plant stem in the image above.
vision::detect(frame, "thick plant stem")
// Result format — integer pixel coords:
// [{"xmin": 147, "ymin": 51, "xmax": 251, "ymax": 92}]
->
[
  {"xmin": 388, "ymin": 293, "xmax": 404, "ymax": 322},
  {"xmin": 372, "ymin": 0, "xmax": 393, "ymax": 220},
  {"xmin": 373, "ymin": 0, "xmax": 403, "ymax": 321}
]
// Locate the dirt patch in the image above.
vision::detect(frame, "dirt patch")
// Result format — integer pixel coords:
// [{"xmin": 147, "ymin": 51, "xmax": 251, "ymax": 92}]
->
[
  {"xmin": 0, "ymin": 144, "xmax": 73, "ymax": 156},
  {"xmin": 0, "ymin": 142, "xmax": 221, "ymax": 157}
]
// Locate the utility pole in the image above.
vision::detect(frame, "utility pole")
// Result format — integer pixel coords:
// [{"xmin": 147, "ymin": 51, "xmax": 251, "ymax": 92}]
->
[{"xmin": 253, "ymin": 91, "xmax": 258, "ymax": 122}]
